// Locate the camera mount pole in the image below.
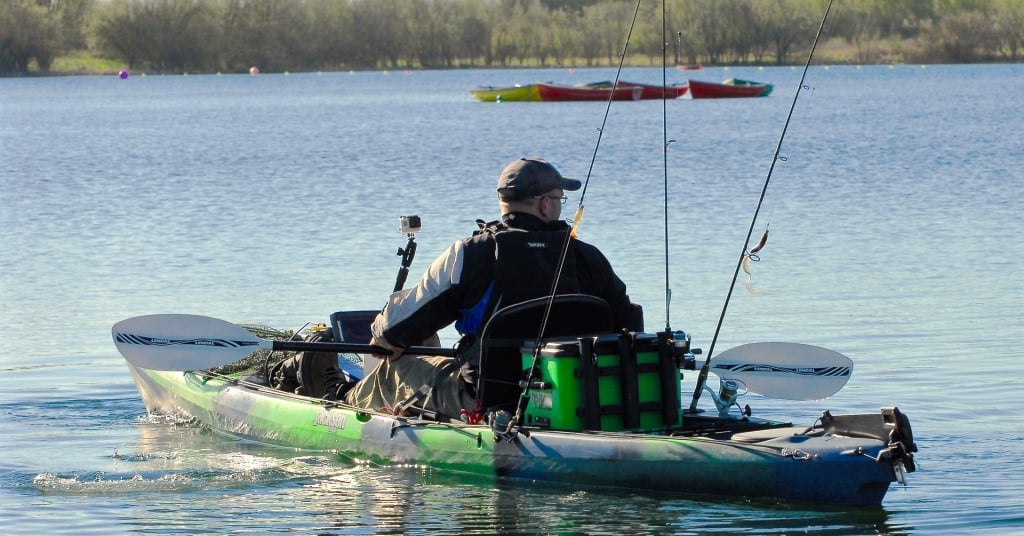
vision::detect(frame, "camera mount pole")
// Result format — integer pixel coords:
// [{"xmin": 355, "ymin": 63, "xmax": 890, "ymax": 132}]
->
[
  {"xmin": 393, "ymin": 236, "xmax": 416, "ymax": 292},
  {"xmin": 393, "ymin": 216, "xmax": 420, "ymax": 292}
]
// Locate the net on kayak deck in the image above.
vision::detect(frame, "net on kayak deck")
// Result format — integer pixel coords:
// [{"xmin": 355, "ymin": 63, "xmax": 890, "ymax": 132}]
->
[
  {"xmin": 204, "ymin": 324, "xmax": 295, "ymax": 376},
  {"xmin": 201, "ymin": 324, "xmax": 365, "ymax": 380}
]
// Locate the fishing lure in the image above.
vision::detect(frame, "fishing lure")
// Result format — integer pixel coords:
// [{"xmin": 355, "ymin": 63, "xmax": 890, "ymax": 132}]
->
[
  {"xmin": 569, "ymin": 205, "xmax": 584, "ymax": 238},
  {"xmin": 742, "ymin": 227, "xmax": 769, "ymax": 294}
]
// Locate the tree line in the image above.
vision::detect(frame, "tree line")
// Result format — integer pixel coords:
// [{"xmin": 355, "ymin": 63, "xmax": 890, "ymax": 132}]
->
[{"xmin": 2, "ymin": 0, "xmax": 1022, "ymax": 75}]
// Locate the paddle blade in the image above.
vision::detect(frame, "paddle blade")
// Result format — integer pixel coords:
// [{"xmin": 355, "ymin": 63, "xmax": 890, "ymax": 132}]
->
[
  {"xmin": 710, "ymin": 342, "xmax": 853, "ymax": 400},
  {"xmin": 112, "ymin": 314, "xmax": 270, "ymax": 371}
]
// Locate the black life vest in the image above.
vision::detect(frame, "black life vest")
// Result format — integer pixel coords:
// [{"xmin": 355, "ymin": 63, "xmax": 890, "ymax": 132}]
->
[{"xmin": 475, "ymin": 219, "xmax": 579, "ymax": 328}]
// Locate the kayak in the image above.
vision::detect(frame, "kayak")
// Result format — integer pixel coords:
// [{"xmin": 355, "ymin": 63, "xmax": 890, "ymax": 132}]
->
[
  {"xmin": 688, "ymin": 79, "xmax": 773, "ymax": 99},
  {"xmin": 123, "ymin": 361, "xmax": 914, "ymax": 505},
  {"xmin": 535, "ymin": 82, "xmax": 644, "ymax": 102},
  {"xmin": 725, "ymin": 78, "xmax": 774, "ymax": 96},
  {"xmin": 581, "ymin": 80, "xmax": 689, "ymax": 99},
  {"xmin": 114, "ymin": 310, "xmax": 918, "ymax": 506},
  {"xmin": 469, "ymin": 84, "xmax": 542, "ymax": 102}
]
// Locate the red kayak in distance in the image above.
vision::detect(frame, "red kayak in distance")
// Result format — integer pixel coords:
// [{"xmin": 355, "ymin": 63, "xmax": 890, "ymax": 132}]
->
[
  {"xmin": 687, "ymin": 78, "xmax": 773, "ymax": 99},
  {"xmin": 536, "ymin": 82, "xmax": 643, "ymax": 101},
  {"xmin": 582, "ymin": 80, "xmax": 689, "ymax": 100}
]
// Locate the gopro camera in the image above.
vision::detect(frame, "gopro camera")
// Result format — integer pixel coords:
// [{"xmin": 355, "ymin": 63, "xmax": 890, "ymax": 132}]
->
[{"xmin": 399, "ymin": 215, "xmax": 422, "ymax": 236}]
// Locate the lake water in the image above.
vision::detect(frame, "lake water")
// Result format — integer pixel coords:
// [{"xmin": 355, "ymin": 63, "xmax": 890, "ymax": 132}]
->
[{"xmin": 2, "ymin": 63, "xmax": 1022, "ymax": 534}]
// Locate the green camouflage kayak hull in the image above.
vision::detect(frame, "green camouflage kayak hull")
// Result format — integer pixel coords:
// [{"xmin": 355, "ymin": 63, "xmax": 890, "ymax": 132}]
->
[{"xmin": 127, "ymin": 363, "xmax": 915, "ymax": 506}]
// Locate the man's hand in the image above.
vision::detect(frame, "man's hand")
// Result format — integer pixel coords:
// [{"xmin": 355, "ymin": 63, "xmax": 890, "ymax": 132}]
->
[
  {"xmin": 370, "ymin": 337, "xmax": 404, "ymax": 361},
  {"xmin": 369, "ymin": 333, "xmax": 438, "ymax": 362}
]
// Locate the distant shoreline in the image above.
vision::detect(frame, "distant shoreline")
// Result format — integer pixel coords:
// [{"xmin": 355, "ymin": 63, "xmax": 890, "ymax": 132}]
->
[{"xmin": 6, "ymin": 58, "xmax": 1012, "ymax": 79}]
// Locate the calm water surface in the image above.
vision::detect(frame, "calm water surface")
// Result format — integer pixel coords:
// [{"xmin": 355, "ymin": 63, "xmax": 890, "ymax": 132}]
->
[{"xmin": 2, "ymin": 64, "xmax": 1022, "ymax": 534}]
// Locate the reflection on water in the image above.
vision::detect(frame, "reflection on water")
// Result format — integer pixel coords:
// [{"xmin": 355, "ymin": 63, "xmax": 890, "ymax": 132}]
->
[{"xmin": 18, "ymin": 408, "xmax": 918, "ymax": 535}]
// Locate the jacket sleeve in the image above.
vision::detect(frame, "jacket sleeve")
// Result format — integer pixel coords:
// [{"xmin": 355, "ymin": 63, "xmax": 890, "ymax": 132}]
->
[
  {"xmin": 574, "ymin": 241, "xmax": 634, "ymax": 331},
  {"xmin": 371, "ymin": 237, "xmax": 493, "ymax": 349}
]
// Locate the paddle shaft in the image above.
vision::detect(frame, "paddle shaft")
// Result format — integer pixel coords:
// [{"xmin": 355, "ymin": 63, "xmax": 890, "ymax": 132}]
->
[{"xmin": 272, "ymin": 339, "xmax": 455, "ymax": 357}]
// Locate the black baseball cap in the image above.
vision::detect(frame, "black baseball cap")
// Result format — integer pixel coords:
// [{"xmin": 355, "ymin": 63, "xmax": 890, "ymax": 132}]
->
[{"xmin": 496, "ymin": 157, "xmax": 581, "ymax": 201}]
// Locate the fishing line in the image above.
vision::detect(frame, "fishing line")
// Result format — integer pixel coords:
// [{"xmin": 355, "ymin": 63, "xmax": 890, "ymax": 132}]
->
[
  {"xmin": 686, "ymin": 0, "xmax": 837, "ymax": 414},
  {"xmin": 537, "ymin": 0, "xmax": 641, "ymax": 339},
  {"xmin": 507, "ymin": 0, "xmax": 644, "ymax": 435}
]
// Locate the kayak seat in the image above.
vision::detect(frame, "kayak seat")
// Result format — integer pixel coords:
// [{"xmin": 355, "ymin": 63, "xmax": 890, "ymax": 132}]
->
[
  {"xmin": 330, "ymin": 309, "xmax": 380, "ymax": 379},
  {"xmin": 329, "ymin": 310, "xmax": 378, "ymax": 345},
  {"xmin": 476, "ymin": 294, "xmax": 614, "ymax": 412}
]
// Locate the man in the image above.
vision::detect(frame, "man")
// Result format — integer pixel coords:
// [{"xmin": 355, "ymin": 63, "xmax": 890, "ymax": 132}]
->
[{"xmin": 343, "ymin": 157, "xmax": 635, "ymax": 418}]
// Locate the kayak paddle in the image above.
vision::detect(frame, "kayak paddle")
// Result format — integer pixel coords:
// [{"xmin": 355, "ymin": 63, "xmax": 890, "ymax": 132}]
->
[
  {"xmin": 112, "ymin": 313, "xmax": 455, "ymax": 371},
  {"xmin": 113, "ymin": 315, "xmax": 853, "ymax": 400},
  {"xmin": 707, "ymin": 342, "xmax": 853, "ymax": 400}
]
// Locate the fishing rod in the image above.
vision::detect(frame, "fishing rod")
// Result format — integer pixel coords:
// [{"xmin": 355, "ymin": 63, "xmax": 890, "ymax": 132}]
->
[
  {"xmin": 686, "ymin": 0, "xmax": 836, "ymax": 414},
  {"xmin": 504, "ymin": 0, "xmax": 645, "ymax": 438},
  {"xmin": 661, "ymin": 1, "xmax": 673, "ymax": 331}
]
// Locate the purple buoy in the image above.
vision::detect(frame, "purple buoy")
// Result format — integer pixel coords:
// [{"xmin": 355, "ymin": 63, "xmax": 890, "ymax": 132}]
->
[{"xmin": 119, "ymin": 70, "xmax": 129, "ymax": 79}]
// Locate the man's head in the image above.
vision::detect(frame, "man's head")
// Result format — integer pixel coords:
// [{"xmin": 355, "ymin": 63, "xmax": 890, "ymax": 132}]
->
[{"xmin": 496, "ymin": 157, "xmax": 580, "ymax": 221}]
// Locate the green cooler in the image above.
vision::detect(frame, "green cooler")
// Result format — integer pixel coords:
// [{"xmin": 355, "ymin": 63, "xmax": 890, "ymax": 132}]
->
[{"xmin": 522, "ymin": 332, "xmax": 683, "ymax": 431}]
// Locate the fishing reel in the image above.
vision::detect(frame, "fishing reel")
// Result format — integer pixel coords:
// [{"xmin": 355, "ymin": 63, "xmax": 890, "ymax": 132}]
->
[
  {"xmin": 704, "ymin": 378, "xmax": 750, "ymax": 418},
  {"xmin": 488, "ymin": 410, "xmax": 517, "ymax": 443}
]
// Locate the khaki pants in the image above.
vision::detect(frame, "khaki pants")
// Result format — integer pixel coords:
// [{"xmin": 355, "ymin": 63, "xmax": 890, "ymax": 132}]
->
[{"xmin": 343, "ymin": 355, "xmax": 476, "ymax": 419}]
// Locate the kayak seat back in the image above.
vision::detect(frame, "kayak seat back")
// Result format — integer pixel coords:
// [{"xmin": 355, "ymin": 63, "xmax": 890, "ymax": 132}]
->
[
  {"xmin": 476, "ymin": 294, "xmax": 614, "ymax": 412},
  {"xmin": 330, "ymin": 310, "xmax": 379, "ymax": 378},
  {"xmin": 329, "ymin": 310, "xmax": 378, "ymax": 345}
]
